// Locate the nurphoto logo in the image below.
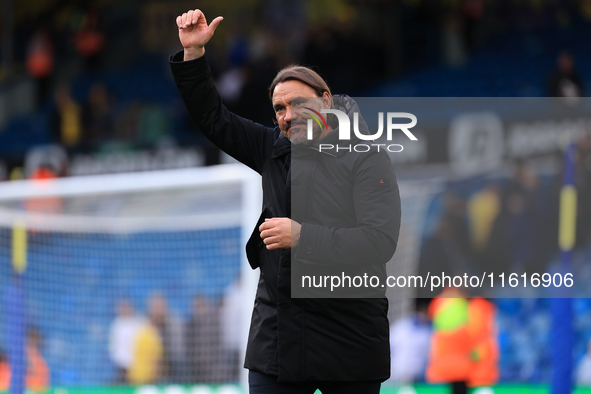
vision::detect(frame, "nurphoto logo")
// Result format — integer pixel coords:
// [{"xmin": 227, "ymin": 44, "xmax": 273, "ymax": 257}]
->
[{"xmin": 305, "ymin": 108, "xmax": 418, "ymax": 153}]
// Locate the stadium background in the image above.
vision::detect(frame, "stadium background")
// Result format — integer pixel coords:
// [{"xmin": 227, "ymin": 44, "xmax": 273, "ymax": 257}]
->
[{"xmin": 1, "ymin": 0, "xmax": 591, "ymax": 393}]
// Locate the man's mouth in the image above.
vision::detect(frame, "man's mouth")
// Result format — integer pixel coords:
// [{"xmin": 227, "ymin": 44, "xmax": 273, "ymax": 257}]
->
[{"xmin": 289, "ymin": 123, "xmax": 306, "ymax": 132}]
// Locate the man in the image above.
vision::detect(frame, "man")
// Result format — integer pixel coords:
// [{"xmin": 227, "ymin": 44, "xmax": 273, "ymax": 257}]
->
[
  {"xmin": 24, "ymin": 328, "xmax": 50, "ymax": 393},
  {"xmin": 108, "ymin": 299, "xmax": 144, "ymax": 383},
  {"xmin": 186, "ymin": 295, "xmax": 222, "ymax": 383},
  {"xmin": 426, "ymin": 288, "xmax": 472, "ymax": 394},
  {"xmin": 128, "ymin": 306, "xmax": 163, "ymax": 385},
  {"xmin": 0, "ymin": 329, "xmax": 51, "ymax": 393},
  {"xmin": 547, "ymin": 51, "xmax": 585, "ymax": 98},
  {"xmin": 145, "ymin": 292, "xmax": 186, "ymax": 382},
  {"xmin": 170, "ymin": 9, "xmax": 401, "ymax": 393},
  {"xmin": 388, "ymin": 299, "xmax": 431, "ymax": 384}
]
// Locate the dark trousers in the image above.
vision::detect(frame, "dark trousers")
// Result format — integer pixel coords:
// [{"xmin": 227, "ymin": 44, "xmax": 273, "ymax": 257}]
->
[
  {"xmin": 451, "ymin": 381, "xmax": 468, "ymax": 394},
  {"xmin": 114, "ymin": 367, "xmax": 128, "ymax": 384},
  {"xmin": 248, "ymin": 371, "xmax": 382, "ymax": 394}
]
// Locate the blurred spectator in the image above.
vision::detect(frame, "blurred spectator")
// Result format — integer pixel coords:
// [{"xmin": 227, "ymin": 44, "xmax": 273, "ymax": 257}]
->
[
  {"xmin": 24, "ymin": 145, "xmax": 68, "ymax": 179},
  {"xmin": 186, "ymin": 295, "xmax": 221, "ymax": 383},
  {"xmin": 423, "ymin": 276, "xmax": 499, "ymax": 390},
  {"xmin": 0, "ymin": 350, "xmax": 9, "ymax": 391},
  {"xmin": 10, "ymin": 167, "xmax": 25, "ymax": 181},
  {"xmin": 233, "ymin": 59, "xmax": 276, "ymax": 125},
  {"xmin": 137, "ymin": 104, "xmax": 172, "ymax": 148},
  {"xmin": 72, "ymin": 8, "xmax": 105, "ymax": 72},
  {"xmin": 444, "ymin": 193, "xmax": 473, "ymax": 262},
  {"xmin": 108, "ymin": 299, "xmax": 144, "ymax": 383},
  {"xmin": 577, "ymin": 338, "xmax": 591, "ymax": 385},
  {"xmin": 494, "ymin": 190, "xmax": 537, "ymax": 274},
  {"xmin": 461, "ymin": 0, "xmax": 485, "ymax": 51},
  {"xmin": 506, "ymin": 160, "xmax": 539, "ymax": 198},
  {"xmin": 485, "ymin": 162, "xmax": 545, "ymax": 275},
  {"xmin": 426, "ymin": 287, "xmax": 471, "ymax": 394},
  {"xmin": 219, "ymin": 281, "xmax": 243, "ymax": 382},
  {"xmin": 467, "ymin": 298, "xmax": 499, "ymax": 387},
  {"xmin": 418, "ymin": 215, "xmax": 473, "ymax": 280},
  {"xmin": 302, "ymin": 26, "xmax": 335, "ymax": 86},
  {"xmin": 51, "ymin": 85, "xmax": 83, "ymax": 152},
  {"xmin": 547, "ymin": 51, "xmax": 585, "ymax": 98},
  {"xmin": 116, "ymin": 102, "xmax": 142, "ymax": 144},
  {"xmin": 216, "ymin": 66, "xmax": 247, "ymax": 110},
  {"xmin": 0, "ymin": 329, "xmax": 50, "ymax": 393},
  {"xmin": 25, "ymin": 328, "xmax": 49, "ymax": 393},
  {"xmin": 467, "ymin": 184, "xmax": 501, "ymax": 256},
  {"xmin": 388, "ymin": 298, "xmax": 431, "ymax": 383},
  {"xmin": 441, "ymin": 13, "xmax": 468, "ymax": 67},
  {"xmin": 128, "ymin": 308, "xmax": 163, "ymax": 385},
  {"xmin": 82, "ymin": 83, "xmax": 115, "ymax": 148},
  {"xmin": 26, "ymin": 28, "xmax": 54, "ymax": 106},
  {"xmin": 147, "ymin": 292, "xmax": 185, "ymax": 382},
  {"xmin": 24, "ymin": 162, "xmax": 63, "ymax": 219}
]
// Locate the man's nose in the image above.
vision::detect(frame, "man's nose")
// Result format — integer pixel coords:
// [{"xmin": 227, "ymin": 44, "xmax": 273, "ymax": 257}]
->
[{"xmin": 285, "ymin": 106, "xmax": 292, "ymax": 123}]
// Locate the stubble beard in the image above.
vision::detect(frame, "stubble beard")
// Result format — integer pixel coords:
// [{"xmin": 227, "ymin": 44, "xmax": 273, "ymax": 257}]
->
[{"xmin": 284, "ymin": 122, "xmax": 322, "ymax": 145}]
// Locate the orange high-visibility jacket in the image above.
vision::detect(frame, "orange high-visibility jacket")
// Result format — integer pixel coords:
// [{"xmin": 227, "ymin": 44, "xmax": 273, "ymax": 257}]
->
[
  {"xmin": 426, "ymin": 288, "xmax": 473, "ymax": 383},
  {"xmin": 26, "ymin": 346, "xmax": 50, "ymax": 392},
  {"xmin": 467, "ymin": 298, "xmax": 499, "ymax": 387},
  {"xmin": 0, "ymin": 361, "xmax": 10, "ymax": 391},
  {"xmin": 0, "ymin": 347, "xmax": 50, "ymax": 393}
]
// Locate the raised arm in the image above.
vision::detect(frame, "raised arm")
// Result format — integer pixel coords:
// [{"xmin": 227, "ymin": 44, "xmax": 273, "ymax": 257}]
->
[{"xmin": 171, "ymin": 9, "xmax": 275, "ymax": 173}]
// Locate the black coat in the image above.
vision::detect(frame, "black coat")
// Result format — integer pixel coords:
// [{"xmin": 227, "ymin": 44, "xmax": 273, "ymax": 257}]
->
[{"xmin": 170, "ymin": 51, "xmax": 401, "ymax": 382}]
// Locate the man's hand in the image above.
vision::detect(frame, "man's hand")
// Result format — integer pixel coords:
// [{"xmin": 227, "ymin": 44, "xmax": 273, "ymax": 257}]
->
[
  {"xmin": 176, "ymin": 9, "xmax": 223, "ymax": 61},
  {"xmin": 259, "ymin": 218, "xmax": 301, "ymax": 250}
]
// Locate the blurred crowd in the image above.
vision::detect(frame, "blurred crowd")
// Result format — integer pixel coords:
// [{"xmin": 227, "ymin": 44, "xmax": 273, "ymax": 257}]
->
[
  {"xmin": 107, "ymin": 286, "xmax": 243, "ymax": 385},
  {"xmin": 419, "ymin": 132, "xmax": 591, "ymax": 283},
  {"xmin": 1, "ymin": 0, "xmax": 591, "ymax": 179},
  {"xmin": 0, "ymin": 281, "xmax": 243, "ymax": 390},
  {"xmin": 0, "ymin": 328, "xmax": 50, "ymax": 393}
]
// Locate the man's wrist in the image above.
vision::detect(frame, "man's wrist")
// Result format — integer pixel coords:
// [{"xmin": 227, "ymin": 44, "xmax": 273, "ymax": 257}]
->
[
  {"xmin": 292, "ymin": 220, "xmax": 302, "ymax": 248},
  {"xmin": 184, "ymin": 47, "xmax": 205, "ymax": 61}
]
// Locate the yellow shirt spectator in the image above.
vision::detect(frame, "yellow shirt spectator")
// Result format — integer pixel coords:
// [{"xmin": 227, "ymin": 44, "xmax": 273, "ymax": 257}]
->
[
  {"xmin": 128, "ymin": 322, "xmax": 163, "ymax": 385},
  {"xmin": 60, "ymin": 100, "xmax": 82, "ymax": 147},
  {"xmin": 467, "ymin": 186, "xmax": 500, "ymax": 252}
]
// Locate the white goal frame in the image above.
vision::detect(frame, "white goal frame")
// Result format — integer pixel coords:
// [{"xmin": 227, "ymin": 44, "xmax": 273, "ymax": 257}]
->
[{"xmin": 0, "ymin": 163, "xmax": 262, "ymax": 392}]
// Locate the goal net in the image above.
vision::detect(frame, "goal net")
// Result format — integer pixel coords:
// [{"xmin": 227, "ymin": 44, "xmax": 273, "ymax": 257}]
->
[{"xmin": 0, "ymin": 164, "xmax": 261, "ymax": 394}]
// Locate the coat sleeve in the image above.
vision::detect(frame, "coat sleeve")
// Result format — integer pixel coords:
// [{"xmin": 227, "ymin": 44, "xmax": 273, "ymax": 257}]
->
[
  {"xmin": 295, "ymin": 151, "xmax": 401, "ymax": 266},
  {"xmin": 169, "ymin": 51, "xmax": 275, "ymax": 173}
]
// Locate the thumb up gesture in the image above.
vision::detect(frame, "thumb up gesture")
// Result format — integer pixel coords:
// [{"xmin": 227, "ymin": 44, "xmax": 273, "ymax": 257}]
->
[{"xmin": 176, "ymin": 9, "xmax": 223, "ymax": 61}]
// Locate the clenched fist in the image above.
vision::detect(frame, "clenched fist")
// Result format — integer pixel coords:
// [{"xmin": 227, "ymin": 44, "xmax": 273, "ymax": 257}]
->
[
  {"xmin": 176, "ymin": 9, "xmax": 223, "ymax": 61},
  {"xmin": 259, "ymin": 218, "xmax": 302, "ymax": 250}
]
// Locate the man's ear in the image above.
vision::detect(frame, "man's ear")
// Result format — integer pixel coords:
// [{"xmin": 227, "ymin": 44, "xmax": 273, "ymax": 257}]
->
[{"xmin": 321, "ymin": 92, "xmax": 332, "ymax": 109}]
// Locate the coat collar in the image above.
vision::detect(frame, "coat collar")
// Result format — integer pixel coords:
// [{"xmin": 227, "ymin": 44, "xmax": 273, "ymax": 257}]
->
[{"xmin": 272, "ymin": 131, "xmax": 291, "ymax": 159}]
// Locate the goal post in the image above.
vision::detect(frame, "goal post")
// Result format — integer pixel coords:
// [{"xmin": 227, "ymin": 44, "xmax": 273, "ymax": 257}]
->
[{"xmin": 0, "ymin": 164, "xmax": 261, "ymax": 393}]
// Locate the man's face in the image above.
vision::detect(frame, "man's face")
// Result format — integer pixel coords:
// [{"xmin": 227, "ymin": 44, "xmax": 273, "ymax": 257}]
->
[
  {"xmin": 116, "ymin": 299, "xmax": 133, "ymax": 317},
  {"xmin": 148, "ymin": 294, "xmax": 167, "ymax": 322},
  {"xmin": 272, "ymin": 80, "xmax": 330, "ymax": 145}
]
